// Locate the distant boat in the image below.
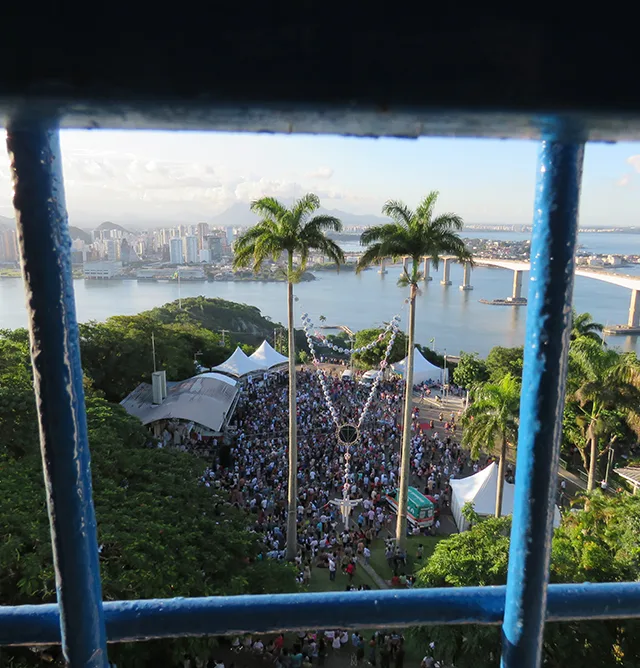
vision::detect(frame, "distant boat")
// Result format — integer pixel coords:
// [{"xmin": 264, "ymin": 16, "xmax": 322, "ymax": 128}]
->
[{"xmin": 479, "ymin": 297, "xmax": 527, "ymax": 306}]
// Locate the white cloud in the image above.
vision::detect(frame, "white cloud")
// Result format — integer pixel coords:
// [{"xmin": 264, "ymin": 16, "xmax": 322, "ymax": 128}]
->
[
  {"xmin": 627, "ymin": 155, "xmax": 640, "ymax": 173},
  {"xmin": 617, "ymin": 174, "xmax": 631, "ymax": 187},
  {"xmin": 307, "ymin": 166, "xmax": 334, "ymax": 180},
  {"xmin": 0, "ymin": 144, "xmax": 370, "ymax": 225}
]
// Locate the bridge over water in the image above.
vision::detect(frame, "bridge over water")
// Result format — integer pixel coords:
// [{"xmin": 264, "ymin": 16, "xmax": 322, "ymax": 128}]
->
[{"xmin": 344, "ymin": 253, "xmax": 640, "ymax": 334}]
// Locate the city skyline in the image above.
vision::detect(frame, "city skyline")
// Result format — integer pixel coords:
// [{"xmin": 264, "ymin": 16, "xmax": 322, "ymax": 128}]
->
[{"xmin": 0, "ymin": 131, "xmax": 637, "ymax": 227}]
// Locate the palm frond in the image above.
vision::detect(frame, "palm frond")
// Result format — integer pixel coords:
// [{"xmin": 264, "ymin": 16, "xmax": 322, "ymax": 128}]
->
[
  {"xmin": 381, "ymin": 200, "xmax": 414, "ymax": 229},
  {"xmin": 430, "ymin": 212, "xmax": 465, "ymax": 232},
  {"xmin": 250, "ymin": 197, "xmax": 288, "ymax": 220},
  {"xmin": 356, "ymin": 244, "xmax": 385, "ymax": 273},
  {"xmin": 360, "ymin": 224, "xmax": 405, "ymax": 246},
  {"xmin": 415, "ymin": 191, "xmax": 440, "ymax": 223},
  {"xmin": 291, "ymin": 193, "xmax": 321, "ymax": 225},
  {"xmin": 304, "ymin": 214, "xmax": 343, "ymax": 233},
  {"xmin": 312, "ymin": 237, "xmax": 345, "ymax": 267}
]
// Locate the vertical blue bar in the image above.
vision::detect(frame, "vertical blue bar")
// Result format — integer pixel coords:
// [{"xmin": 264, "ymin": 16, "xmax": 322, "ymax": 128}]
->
[
  {"xmin": 7, "ymin": 118, "xmax": 109, "ymax": 667},
  {"xmin": 501, "ymin": 134, "xmax": 584, "ymax": 667}
]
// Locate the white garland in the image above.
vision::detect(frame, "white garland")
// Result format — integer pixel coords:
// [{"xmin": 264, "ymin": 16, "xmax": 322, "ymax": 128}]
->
[{"xmin": 300, "ymin": 313, "xmax": 401, "ymax": 430}]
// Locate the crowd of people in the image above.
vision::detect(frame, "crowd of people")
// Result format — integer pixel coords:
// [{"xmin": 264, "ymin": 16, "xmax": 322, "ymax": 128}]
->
[{"xmin": 199, "ymin": 367, "xmax": 484, "ymax": 578}]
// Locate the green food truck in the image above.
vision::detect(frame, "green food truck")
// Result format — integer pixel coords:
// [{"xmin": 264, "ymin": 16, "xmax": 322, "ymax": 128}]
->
[{"xmin": 385, "ymin": 486, "xmax": 435, "ymax": 528}]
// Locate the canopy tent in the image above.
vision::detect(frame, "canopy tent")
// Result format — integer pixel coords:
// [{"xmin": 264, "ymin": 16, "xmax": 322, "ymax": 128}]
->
[
  {"xmin": 450, "ymin": 462, "xmax": 561, "ymax": 531},
  {"xmin": 391, "ymin": 347, "xmax": 443, "ymax": 385},
  {"xmin": 211, "ymin": 347, "xmax": 265, "ymax": 378},
  {"xmin": 249, "ymin": 340, "xmax": 288, "ymax": 369}
]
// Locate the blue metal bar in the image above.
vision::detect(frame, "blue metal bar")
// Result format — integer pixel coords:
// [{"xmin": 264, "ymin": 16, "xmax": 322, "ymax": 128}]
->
[
  {"xmin": 7, "ymin": 118, "xmax": 108, "ymax": 667},
  {"xmin": 3, "ymin": 583, "xmax": 640, "ymax": 647},
  {"xmin": 502, "ymin": 134, "xmax": 585, "ymax": 667}
]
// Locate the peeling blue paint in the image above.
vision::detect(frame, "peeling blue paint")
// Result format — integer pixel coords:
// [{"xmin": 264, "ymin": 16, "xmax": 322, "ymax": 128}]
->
[
  {"xmin": 502, "ymin": 135, "xmax": 584, "ymax": 668},
  {"xmin": 6, "ymin": 117, "xmax": 108, "ymax": 667},
  {"xmin": 3, "ymin": 583, "xmax": 640, "ymax": 647}
]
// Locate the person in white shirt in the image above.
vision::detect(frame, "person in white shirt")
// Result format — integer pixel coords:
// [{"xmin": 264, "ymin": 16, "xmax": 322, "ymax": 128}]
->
[{"xmin": 328, "ymin": 557, "xmax": 337, "ymax": 581}]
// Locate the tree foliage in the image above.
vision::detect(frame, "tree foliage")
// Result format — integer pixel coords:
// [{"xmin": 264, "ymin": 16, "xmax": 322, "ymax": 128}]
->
[
  {"xmin": 356, "ymin": 191, "xmax": 472, "ymax": 285},
  {"xmin": 453, "ymin": 352, "xmax": 489, "ymax": 388},
  {"xmin": 412, "ymin": 493, "xmax": 640, "ymax": 667},
  {"xmin": 411, "ymin": 517, "xmax": 511, "ymax": 667},
  {"xmin": 233, "ymin": 193, "xmax": 344, "ymax": 280},
  {"xmin": 485, "ymin": 346, "xmax": 524, "ymax": 383},
  {"xmin": 566, "ymin": 338, "xmax": 640, "ymax": 489},
  {"xmin": 352, "ymin": 327, "xmax": 407, "ymax": 369},
  {"xmin": 571, "ymin": 309, "xmax": 604, "ymax": 344},
  {"xmin": 0, "ymin": 327, "xmax": 297, "ymax": 666}
]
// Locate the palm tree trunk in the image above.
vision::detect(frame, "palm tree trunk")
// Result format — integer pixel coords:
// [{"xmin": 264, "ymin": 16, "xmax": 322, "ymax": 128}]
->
[
  {"xmin": 495, "ymin": 437, "xmax": 507, "ymax": 517},
  {"xmin": 285, "ymin": 251, "xmax": 298, "ymax": 560},
  {"xmin": 396, "ymin": 282, "xmax": 417, "ymax": 550},
  {"xmin": 587, "ymin": 426, "xmax": 598, "ymax": 491}
]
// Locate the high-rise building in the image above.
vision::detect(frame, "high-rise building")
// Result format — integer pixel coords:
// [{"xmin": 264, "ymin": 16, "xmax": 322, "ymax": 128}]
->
[
  {"xmin": 106, "ymin": 238, "xmax": 122, "ymax": 261},
  {"xmin": 184, "ymin": 235, "xmax": 199, "ymax": 263},
  {"xmin": 161, "ymin": 228, "xmax": 172, "ymax": 245},
  {"xmin": 206, "ymin": 235, "xmax": 223, "ymax": 260},
  {"xmin": 0, "ymin": 229, "xmax": 18, "ymax": 262},
  {"xmin": 169, "ymin": 237, "xmax": 184, "ymax": 264},
  {"xmin": 197, "ymin": 222, "xmax": 209, "ymax": 249},
  {"xmin": 225, "ymin": 226, "xmax": 235, "ymax": 247},
  {"xmin": 198, "ymin": 249, "xmax": 211, "ymax": 263}
]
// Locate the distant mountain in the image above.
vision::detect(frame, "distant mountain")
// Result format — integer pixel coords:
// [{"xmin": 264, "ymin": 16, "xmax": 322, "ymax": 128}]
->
[
  {"xmin": 95, "ymin": 221, "xmax": 131, "ymax": 234},
  {"xmin": 209, "ymin": 203, "xmax": 260, "ymax": 227},
  {"xmin": 209, "ymin": 202, "xmax": 388, "ymax": 228},
  {"xmin": 321, "ymin": 208, "xmax": 389, "ymax": 227},
  {"xmin": 69, "ymin": 226, "xmax": 92, "ymax": 243}
]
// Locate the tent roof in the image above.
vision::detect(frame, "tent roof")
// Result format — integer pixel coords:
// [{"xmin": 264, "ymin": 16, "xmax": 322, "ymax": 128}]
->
[
  {"xmin": 211, "ymin": 346, "xmax": 266, "ymax": 377},
  {"xmin": 249, "ymin": 340, "xmax": 288, "ymax": 369},
  {"xmin": 196, "ymin": 372, "xmax": 238, "ymax": 387},
  {"xmin": 391, "ymin": 347, "xmax": 442, "ymax": 380},
  {"xmin": 450, "ymin": 462, "xmax": 561, "ymax": 527}
]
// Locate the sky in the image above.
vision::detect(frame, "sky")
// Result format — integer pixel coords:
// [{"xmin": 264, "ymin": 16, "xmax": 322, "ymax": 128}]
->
[{"xmin": 0, "ymin": 130, "xmax": 638, "ymax": 227}]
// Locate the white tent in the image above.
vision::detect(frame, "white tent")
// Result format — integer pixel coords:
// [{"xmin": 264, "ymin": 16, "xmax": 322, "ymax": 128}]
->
[
  {"xmin": 249, "ymin": 340, "xmax": 288, "ymax": 369},
  {"xmin": 391, "ymin": 347, "xmax": 443, "ymax": 385},
  {"xmin": 450, "ymin": 462, "xmax": 561, "ymax": 531},
  {"xmin": 211, "ymin": 347, "xmax": 265, "ymax": 378}
]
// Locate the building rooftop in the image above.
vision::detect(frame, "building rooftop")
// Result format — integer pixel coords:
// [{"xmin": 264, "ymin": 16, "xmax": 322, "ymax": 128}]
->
[{"xmin": 120, "ymin": 373, "xmax": 239, "ymax": 434}]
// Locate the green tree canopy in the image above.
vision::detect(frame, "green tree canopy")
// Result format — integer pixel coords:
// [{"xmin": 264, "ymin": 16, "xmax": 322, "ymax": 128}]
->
[
  {"xmin": 352, "ymin": 327, "xmax": 407, "ymax": 369},
  {"xmin": 485, "ymin": 346, "xmax": 524, "ymax": 383},
  {"xmin": 571, "ymin": 309, "xmax": 604, "ymax": 345},
  {"xmin": 567, "ymin": 338, "xmax": 640, "ymax": 489},
  {"xmin": 453, "ymin": 352, "xmax": 489, "ymax": 388},
  {"xmin": 412, "ymin": 493, "xmax": 640, "ymax": 667},
  {"xmin": 0, "ymin": 327, "xmax": 297, "ymax": 666},
  {"xmin": 462, "ymin": 374, "xmax": 520, "ymax": 517}
]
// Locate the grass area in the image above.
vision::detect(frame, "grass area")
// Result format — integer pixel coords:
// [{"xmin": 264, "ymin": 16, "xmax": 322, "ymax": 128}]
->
[
  {"xmin": 369, "ymin": 535, "xmax": 443, "ymax": 581},
  {"xmin": 305, "ymin": 560, "xmax": 378, "ymax": 593}
]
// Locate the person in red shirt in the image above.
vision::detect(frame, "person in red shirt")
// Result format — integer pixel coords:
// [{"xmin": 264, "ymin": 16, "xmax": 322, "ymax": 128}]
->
[{"xmin": 346, "ymin": 560, "xmax": 356, "ymax": 582}]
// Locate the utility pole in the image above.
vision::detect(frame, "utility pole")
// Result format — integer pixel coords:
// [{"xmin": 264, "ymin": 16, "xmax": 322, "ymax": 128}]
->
[
  {"xmin": 151, "ymin": 332, "xmax": 157, "ymax": 372},
  {"xmin": 219, "ymin": 329, "xmax": 229, "ymax": 347}
]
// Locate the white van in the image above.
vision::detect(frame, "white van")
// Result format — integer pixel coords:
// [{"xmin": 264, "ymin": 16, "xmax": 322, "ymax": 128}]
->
[
  {"xmin": 359, "ymin": 369, "xmax": 378, "ymax": 386},
  {"xmin": 341, "ymin": 369, "xmax": 354, "ymax": 381}
]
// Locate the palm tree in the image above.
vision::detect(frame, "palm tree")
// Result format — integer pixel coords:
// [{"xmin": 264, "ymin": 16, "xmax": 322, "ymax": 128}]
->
[
  {"xmin": 356, "ymin": 191, "xmax": 471, "ymax": 548},
  {"xmin": 233, "ymin": 194, "xmax": 344, "ymax": 559},
  {"xmin": 462, "ymin": 374, "xmax": 521, "ymax": 517},
  {"xmin": 571, "ymin": 309, "xmax": 604, "ymax": 344},
  {"xmin": 569, "ymin": 338, "xmax": 640, "ymax": 490}
]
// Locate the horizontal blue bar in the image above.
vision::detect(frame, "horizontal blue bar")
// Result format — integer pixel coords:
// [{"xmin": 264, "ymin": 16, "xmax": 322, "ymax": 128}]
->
[{"xmin": 3, "ymin": 583, "xmax": 640, "ymax": 647}]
